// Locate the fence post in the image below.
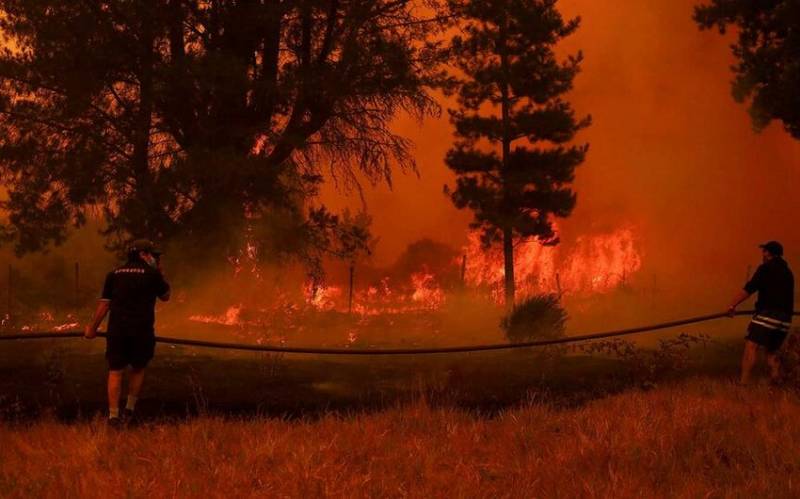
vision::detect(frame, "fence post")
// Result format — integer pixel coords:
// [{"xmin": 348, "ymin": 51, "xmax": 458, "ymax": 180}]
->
[
  {"xmin": 348, "ymin": 263, "xmax": 354, "ymax": 314},
  {"xmin": 74, "ymin": 261, "xmax": 80, "ymax": 310},
  {"xmin": 6, "ymin": 263, "xmax": 12, "ymax": 319}
]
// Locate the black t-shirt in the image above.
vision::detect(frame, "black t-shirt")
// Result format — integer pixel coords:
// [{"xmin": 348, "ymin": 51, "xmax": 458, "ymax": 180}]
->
[
  {"xmin": 744, "ymin": 257, "xmax": 794, "ymax": 319},
  {"xmin": 101, "ymin": 260, "xmax": 170, "ymax": 336}
]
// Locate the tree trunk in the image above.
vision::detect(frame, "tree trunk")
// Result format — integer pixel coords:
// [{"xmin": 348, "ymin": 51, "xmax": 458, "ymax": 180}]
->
[
  {"xmin": 132, "ymin": 0, "xmax": 156, "ymax": 235},
  {"xmin": 499, "ymin": 13, "xmax": 515, "ymax": 309},
  {"xmin": 503, "ymin": 227, "xmax": 515, "ymax": 309},
  {"xmin": 6, "ymin": 264, "xmax": 12, "ymax": 319}
]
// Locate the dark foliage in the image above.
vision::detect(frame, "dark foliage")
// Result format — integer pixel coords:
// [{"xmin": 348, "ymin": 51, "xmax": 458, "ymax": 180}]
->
[
  {"xmin": 391, "ymin": 238, "xmax": 459, "ymax": 276},
  {"xmin": 694, "ymin": 0, "xmax": 800, "ymax": 139},
  {"xmin": 0, "ymin": 0, "xmax": 447, "ymax": 262},
  {"xmin": 575, "ymin": 334, "xmax": 715, "ymax": 385},
  {"xmin": 500, "ymin": 293, "xmax": 566, "ymax": 343}
]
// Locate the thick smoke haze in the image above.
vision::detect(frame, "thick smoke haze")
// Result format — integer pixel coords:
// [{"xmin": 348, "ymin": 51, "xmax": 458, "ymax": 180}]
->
[
  {"xmin": 321, "ymin": 0, "xmax": 800, "ymax": 309},
  {"xmin": 1, "ymin": 0, "xmax": 798, "ymax": 330}
]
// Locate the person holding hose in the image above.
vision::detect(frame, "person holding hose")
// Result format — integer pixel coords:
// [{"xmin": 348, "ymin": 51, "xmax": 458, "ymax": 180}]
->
[
  {"xmin": 728, "ymin": 241, "xmax": 794, "ymax": 385},
  {"xmin": 84, "ymin": 239, "xmax": 170, "ymax": 426}
]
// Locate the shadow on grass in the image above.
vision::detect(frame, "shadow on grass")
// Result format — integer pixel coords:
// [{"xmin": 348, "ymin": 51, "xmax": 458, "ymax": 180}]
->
[{"xmin": 0, "ymin": 335, "xmax": 752, "ymax": 423}]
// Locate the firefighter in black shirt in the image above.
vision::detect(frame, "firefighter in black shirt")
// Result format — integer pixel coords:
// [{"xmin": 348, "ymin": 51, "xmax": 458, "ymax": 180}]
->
[
  {"xmin": 728, "ymin": 241, "xmax": 794, "ymax": 385},
  {"xmin": 84, "ymin": 239, "xmax": 170, "ymax": 425}
]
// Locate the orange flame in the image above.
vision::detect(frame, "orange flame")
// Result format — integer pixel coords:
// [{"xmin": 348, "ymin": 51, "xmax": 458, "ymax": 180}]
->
[
  {"xmin": 187, "ymin": 225, "xmax": 642, "ymax": 329},
  {"xmin": 189, "ymin": 305, "xmax": 243, "ymax": 326},
  {"xmin": 410, "ymin": 271, "xmax": 446, "ymax": 309},
  {"xmin": 304, "ymin": 282, "xmax": 343, "ymax": 311},
  {"xmin": 306, "ymin": 275, "xmax": 445, "ymax": 315},
  {"xmin": 463, "ymin": 225, "xmax": 642, "ymax": 302}
]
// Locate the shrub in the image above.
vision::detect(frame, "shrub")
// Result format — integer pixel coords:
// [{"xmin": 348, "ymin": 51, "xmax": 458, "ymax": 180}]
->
[
  {"xmin": 780, "ymin": 330, "xmax": 800, "ymax": 386},
  {"xmin": 501, "ymin": 294, "xmax": 567, "ymax": 343},
  {"xmin": 574, "ymin": 333, "xmax": 713, "ymax": 385}
]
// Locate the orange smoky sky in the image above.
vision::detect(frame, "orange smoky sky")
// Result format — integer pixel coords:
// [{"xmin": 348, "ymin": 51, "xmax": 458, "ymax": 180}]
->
[{"xmin": 321, "ymin": 0, "xmax": 800, "ymax": 297}]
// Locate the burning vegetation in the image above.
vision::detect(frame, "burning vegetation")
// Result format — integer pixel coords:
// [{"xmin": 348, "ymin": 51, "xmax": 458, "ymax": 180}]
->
[
  {"xmin": 0, "ymin": 220, "xmax": 642, "ymax": 344},
  {"xmin": 176, "ymin": 223, "xmax": 642, "ymax": 350},
  {"xmin": 464, "ymin": 225, "xmax": 642, "ymax": 302}
]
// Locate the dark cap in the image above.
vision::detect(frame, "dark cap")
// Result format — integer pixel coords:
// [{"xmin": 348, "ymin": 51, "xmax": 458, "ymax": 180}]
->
[
  {"xmin": 129, "ymin": 239, "xmax": 162, "ymax": 256},
  {"xmin": 759, "ymin": 241, "xmax": 783, "ymax": 257}
]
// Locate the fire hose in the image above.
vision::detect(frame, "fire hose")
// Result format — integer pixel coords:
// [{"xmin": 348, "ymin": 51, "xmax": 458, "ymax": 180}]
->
[{"xmin": 0, "ymin": 310, "xmax": 797, "ymax": 355}]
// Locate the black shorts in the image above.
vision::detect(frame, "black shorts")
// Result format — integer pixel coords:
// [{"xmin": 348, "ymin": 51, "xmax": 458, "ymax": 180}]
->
[
  {"xmin": 746, "ymin": 322, "xmax": 788, "ymax": 352},
  {"xmin": 106, "ymin": 334, "xmax": 156, "ymax": 370}
]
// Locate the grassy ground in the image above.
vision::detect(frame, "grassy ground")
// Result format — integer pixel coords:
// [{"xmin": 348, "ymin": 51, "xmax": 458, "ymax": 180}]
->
[
  {"xmin": 2, "ymin": 331, "xmax": 799, "ymax": 497},
  {"xmin": 0, "ymin": 333, "xmax": 739, "ymax": 419},
  {"xmin": 2, "ymin": 378, "xmax": 800, "ymax": 498}
]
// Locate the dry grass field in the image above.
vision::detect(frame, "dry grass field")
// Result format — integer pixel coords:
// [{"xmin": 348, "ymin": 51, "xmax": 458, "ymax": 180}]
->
[
  {"xmin": 2, "ymin": 378, "xmax": 800, "ymax": 498},
  {"xmin": 3, "ymin": 326, "xmax": 800, "ymax": 498}
]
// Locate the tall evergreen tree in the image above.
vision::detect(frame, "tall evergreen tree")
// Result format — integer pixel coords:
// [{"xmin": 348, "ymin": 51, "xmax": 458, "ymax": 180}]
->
[
  {"xmin": 694, "ymin": 0, "xmax": 800, "ymax": 139},
  {"xmin": 444, "ymin": 0, "xmax": 590, "ymax": 307}
]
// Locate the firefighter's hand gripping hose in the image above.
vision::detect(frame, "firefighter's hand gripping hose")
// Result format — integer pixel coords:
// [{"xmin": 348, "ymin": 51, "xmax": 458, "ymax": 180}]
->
[{"xmin": 0, "ymin": 310, "xmax": 796, "ymax": 355}]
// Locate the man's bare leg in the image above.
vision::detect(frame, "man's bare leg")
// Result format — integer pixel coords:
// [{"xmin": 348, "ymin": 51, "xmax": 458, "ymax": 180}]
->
[
  {"xmin": 108, "ymin": 370, "xmax": 124, "ymax": 418},
  {"xmin": 740, "ymin": 340, "xmax": 759, "ymax": 385},
  {"xmin": 126, "ymin": 368, "xmax": 145, "ymax": 412},
  {"xmin": 766, "ymin": 352, "xmax": 781, "ymax": 383}
]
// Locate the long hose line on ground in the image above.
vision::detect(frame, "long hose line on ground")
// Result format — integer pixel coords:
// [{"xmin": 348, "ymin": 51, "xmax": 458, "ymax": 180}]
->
[{"xmin": 0, "ymin": 310, "xmax": 796, "ymax": 355}]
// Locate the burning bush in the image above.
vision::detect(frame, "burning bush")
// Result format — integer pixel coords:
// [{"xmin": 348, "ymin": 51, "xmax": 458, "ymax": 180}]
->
[{"xmin": 500, "ymin": 295, "xmax": 567, "ymax": 343}]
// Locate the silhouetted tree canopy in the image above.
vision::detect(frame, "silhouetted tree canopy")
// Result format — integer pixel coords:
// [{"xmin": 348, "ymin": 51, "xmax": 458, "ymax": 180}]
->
[
  {"xmin": 0, "ymin": 0, "xmax": 446, "ymax": 262},
  {"xmin": 391, "ymin": 238, "xmax": 458, "ymax": 278},
  {"xmin": 694, "ymin": 0, "xmax": 800, "ymax": 139},
  {"xmin": 444, "ymin": 0, "xmax": 589, "ymax": 306}
]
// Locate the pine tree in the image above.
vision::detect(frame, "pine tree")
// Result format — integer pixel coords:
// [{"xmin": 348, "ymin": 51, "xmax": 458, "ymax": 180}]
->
[
  {"xmin": 444, "ymin": 0, "xmax": 590, "ymax": 307},
  {"xmin": 694, "ymin": 0, "xmax": 800, "ymax": 139}
]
